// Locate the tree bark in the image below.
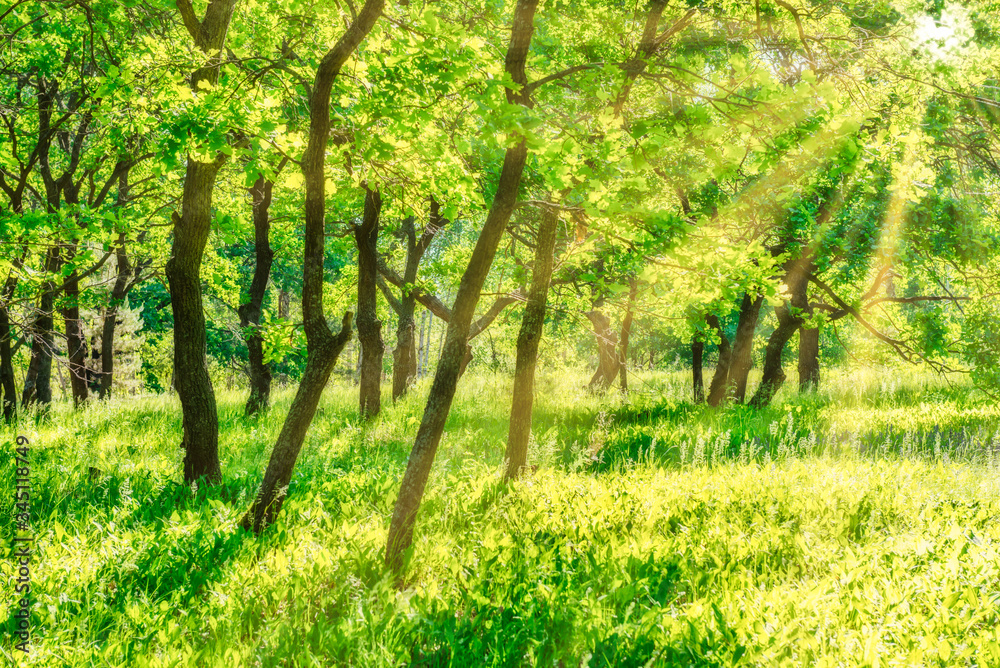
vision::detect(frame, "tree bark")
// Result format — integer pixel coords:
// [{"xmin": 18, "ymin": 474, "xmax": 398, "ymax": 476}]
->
[
  {"xmin": 706, "ymin": 314, "xmax": 732, "ymax": 407},
  {"xmin": 167, "ymin": 0, "xmax": 240, "ymax": 484},
  {"xmin": 167, "ymin": 162, "xmax": 224, "ymax": 484},
  {"xmin": 386, "ymin": 199, "xmax": 450, "ymax": 401},
  {"xmin": 241, "ymin": 0, "xmax": 383, "ymax": 533},
  {"xmin": 692, "ymin": 337, "xmax": 705, "ymax": 403},
  {"xmin": 61, "ymin": 250, "xmax": 89, "ymax": 408},
  {"xmin": 357, "ymin": 186, "xmax": 384, "ymax": 419},
  {"xmin": 385, "ymin": 0, "xmax": 538, "ymax": 573},
  {"xmin": 617, "ymin": 279, "xmax": 638, "ymax": 393},
  {"xmin": 586, "ymin": 309, "xmax": 619, "ymax": 390},
  {"xmin": 504, "ymin": 205, "xmax": 558, "ymax": 480},
  {"xmin": 749, "ymin": 253, "xmax": 814, "ymax": 408},
  {"xmin": 239, "ymin": 172, "xmax": 278, "ymax": 416},
  {"xmin": 798, "ymin": 326, "xmax": 820, "ymax": 392},
  {"xmin": 22, "ymin": 246, "xmax": 60, "ymax": 409},
  {"xmin": 0, "ymin": 250, "xmax": 25, "ymax": 421},
  {"xmin": 727, "ymin": 293, "xmax": 764, "ymax": 403}
]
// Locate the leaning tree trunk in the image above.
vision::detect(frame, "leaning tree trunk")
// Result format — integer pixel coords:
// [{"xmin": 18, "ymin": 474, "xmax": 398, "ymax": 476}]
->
[
  {"xmin": 385, "ymin": 0, "xmax": 538, "ymax": 573},
  {"xmin": 798, "ymin": 326, "xmax": 820, "ymax": 392},
  {"xmin": 504, "ymin": 204, "xmax": 558, "ymax": 480},
  {"xmin": 617, "ymin": 279, "xmax": 638, "ymax": 393},
  {"xmin": 749, "ymin": 253, "xmax": 813, "ymax": 408},
  {"xmin": 241, "ymin": 0, "xmax": 383, "ymax": 533},
  {"xmin": 748, "ymin": 307, "xmax": 800, "ymax": 408},
  {"xmin": 239, "ymin": 173, "xmax": 279, "ymax": 416},
  {"xmin": 706, "ymin": 314, "xmax": 732, "ymax": 407},
  {"xmin": 692, "ymin": 337, "xmax": 705, "ymax": 403},
  {"xmin": 357, "ymin": 187, "xmax": 384, "ymax": 419},
  {"xmin": 727, "ymin": 293, "xmax": 764, "ymax": 403}
]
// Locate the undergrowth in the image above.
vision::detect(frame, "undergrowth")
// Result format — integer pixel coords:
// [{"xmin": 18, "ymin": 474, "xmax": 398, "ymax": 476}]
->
[{"xmin": 2, "ymin": 367, "xmax": 999, "ymax": 666}]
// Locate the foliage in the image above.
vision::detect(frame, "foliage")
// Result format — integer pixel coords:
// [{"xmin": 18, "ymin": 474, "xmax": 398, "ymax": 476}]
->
[{"xmin": 3, "ymin": 369, "xmax": 1000, "ymax": 665}]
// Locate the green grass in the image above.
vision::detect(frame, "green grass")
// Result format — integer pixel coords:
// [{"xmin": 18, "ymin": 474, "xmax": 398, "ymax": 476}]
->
[{"xmin": 3, "ymin": 367, "xmax": 1000, "ymax": 666}]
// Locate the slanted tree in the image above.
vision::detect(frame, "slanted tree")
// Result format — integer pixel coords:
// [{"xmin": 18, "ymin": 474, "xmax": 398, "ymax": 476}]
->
[
  {"xmin": 242, "ymin": 0, "xmax": 385, "ymax": 532},
  {"xmin": 385, "ymin": 0, "xmax": 540, "ymax": 572}
]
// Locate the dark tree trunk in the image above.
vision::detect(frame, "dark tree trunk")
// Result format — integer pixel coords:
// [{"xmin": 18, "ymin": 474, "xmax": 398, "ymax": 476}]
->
[
  {"xmin": 586, "ymin": 309, "xmax": 620, "ymax": 390},
  {"xmin": 385, "ymin": 0, "xmax": 538, "ymax": 573},
  {"xmin": 799, "ymin": 326, "xmax": 820, "ymax": 392},
  {"xmin": 706, "ymin": 314, "xmax": 732, "ymax": 407},
  {"xmin": 749, "ymin": 253, "xmax": 814, "ymax": 408},
  {"xmin": 167, "ymin": 0, "xmax": 240, "ymax": 484},
  {"xmin": 100, "ymin": 173, "xmax": 136, "ymax": 399},
  {"xmin": 0, "ymin": 298, "xmax": 16, "ymax": 421},
  {"xmin": 617, "ymin": 279, "xmax": 638, "ymax": 392},
  {"xmin": 61, "ymin": 245, "xmax": 89, "ymax": 408},
  {"xmin": 167, "ymin": 161, "xmax": 224, "ymax": 484},
  {"xmin": 387, "ymin": 200, "xmax": 450, "ymax": 401},
  {"xmin": 0, "ymin": 248, "xmax": 26, "ymax": 421},
  {"xmin": 504, "ymin": 205, "xmax": 558, "ymax": 480},
  {"xmin": 239, "ymin": 172, "xmax": 279, "ymax": 416},
  {"xmin": 748, "ymin": 308, "xmax": 799, "ymax": 408},
  {"xmin": 692, "ymin": 338, "xmax": 705, "ymax": 403},
  {"xmin": 727, "ymin": 293, "xmax": 764, "ymax": 403},
  {"xmin": 242, "ymin": 0, "xmax": 383, "ymax": 533},
  {"xmin": 22, "ymin": 246, "xmax": 60, "ymax": 408},
  {"xmin": 357, "ymin": 187, "xmax": 384, "ymax": 419}
]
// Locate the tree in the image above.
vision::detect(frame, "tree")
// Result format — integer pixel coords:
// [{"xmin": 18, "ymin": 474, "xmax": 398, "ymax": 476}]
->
[
  {"xmin": 385, "ymin": 0, "xmax": 540, "ymax": 572},
  {"xmin": 167, "ymin": 0, "xmax": 241, "ymax": 484},
  {"xmin": 242, "ymin": 0, "xmax": 385, "ymax": 532}
]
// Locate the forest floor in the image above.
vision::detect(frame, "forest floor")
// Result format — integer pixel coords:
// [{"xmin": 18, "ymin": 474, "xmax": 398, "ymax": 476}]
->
[{"xmin": 2, "ymin": 366, "xmax": 1000, "ymax": 666}]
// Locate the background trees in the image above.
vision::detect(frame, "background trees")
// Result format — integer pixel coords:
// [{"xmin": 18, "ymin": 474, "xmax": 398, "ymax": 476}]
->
[{"xmin": 1, "ymin": 0, "xmax": 998, "ymax": 567}]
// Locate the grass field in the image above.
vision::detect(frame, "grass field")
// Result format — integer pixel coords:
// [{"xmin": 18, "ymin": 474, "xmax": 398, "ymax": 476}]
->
[{"xmin": 3, "ymin": 367, "xmax": 1000, "ymax": 666}]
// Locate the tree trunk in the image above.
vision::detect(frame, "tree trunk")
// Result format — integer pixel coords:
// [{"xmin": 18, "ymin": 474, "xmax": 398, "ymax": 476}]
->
[
  {"xmin": 1, "ymin": 249, "xmax": 26, "ymax": 421},
  {"xmin": 278, "ymin": 289, "xmax": 290, "ymax": 319},
  {"xmin": 167, "ymin": 161, "xmax": 224, "ymax": 484},
  {"xmin": 706, "ymin": 314, "xmax": 732, "ymax": 407},
  {"xmin": 747, "ymin": 307, "xmax": 799, "ymax": 408},
  {"xmin": 504, "ymin": 204, "xmax": 558, "ymax": 480},
  {"xmin": 239, "ymin": 172, "xmax": 278, "ymax": 416},
  {"xmin": 22, "ymin": 246, "xmax": 60, "ymax": 409},
  {"xmin": 586, "ymin": 309, "xmax": 619, "ymax": 390},
  {"xmin": 798, "ymin": 326, "xmax": 819, "ymax": 392},
  {"xmin": 692, "ymin": 337, "xmax": 704, "ymax": 403},
  {"xmin": 61, "ymin": 245, "xmax": 89, "ymax": 408},
  {"xmin": 166, "ymin": 0, "xmax": 241, "ymax": 484},
  {"xmin": 385, "ymin": 0, "xmax": 538, "ymax": 573},
  {"xmin": 389, "ymin": 200, "xmax": 450, "ymax": 400},
  {"xmin": 727, "ymin": 293, "xmax": 764, "ymax": 403},
  {"xmin": 417, "ymin": 309, "xmax": 427, "ymax": 377},
  {"xmin": 357, "ymin": 187, "xmax": 384, "ymax": 419},
  {"xmin": 242, "ymin": 0, "xmax": 383, "ymax": 532},
  {"xmin": 392, "ymin": 318, "xmax": 415, "ymax": 399},
  {"xmin": 617, "ymin": 279, "xmax": 638, "ymax": 393},
  {"xmin": 749, "ymin": 253, "xmax": 813, "ymax": 408}
]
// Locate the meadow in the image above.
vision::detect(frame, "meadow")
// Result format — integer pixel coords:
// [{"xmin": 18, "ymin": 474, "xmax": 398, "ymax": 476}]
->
[{"xmin": 3, "ymin": 367, "xmax": 1000, "ymax": 667}]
